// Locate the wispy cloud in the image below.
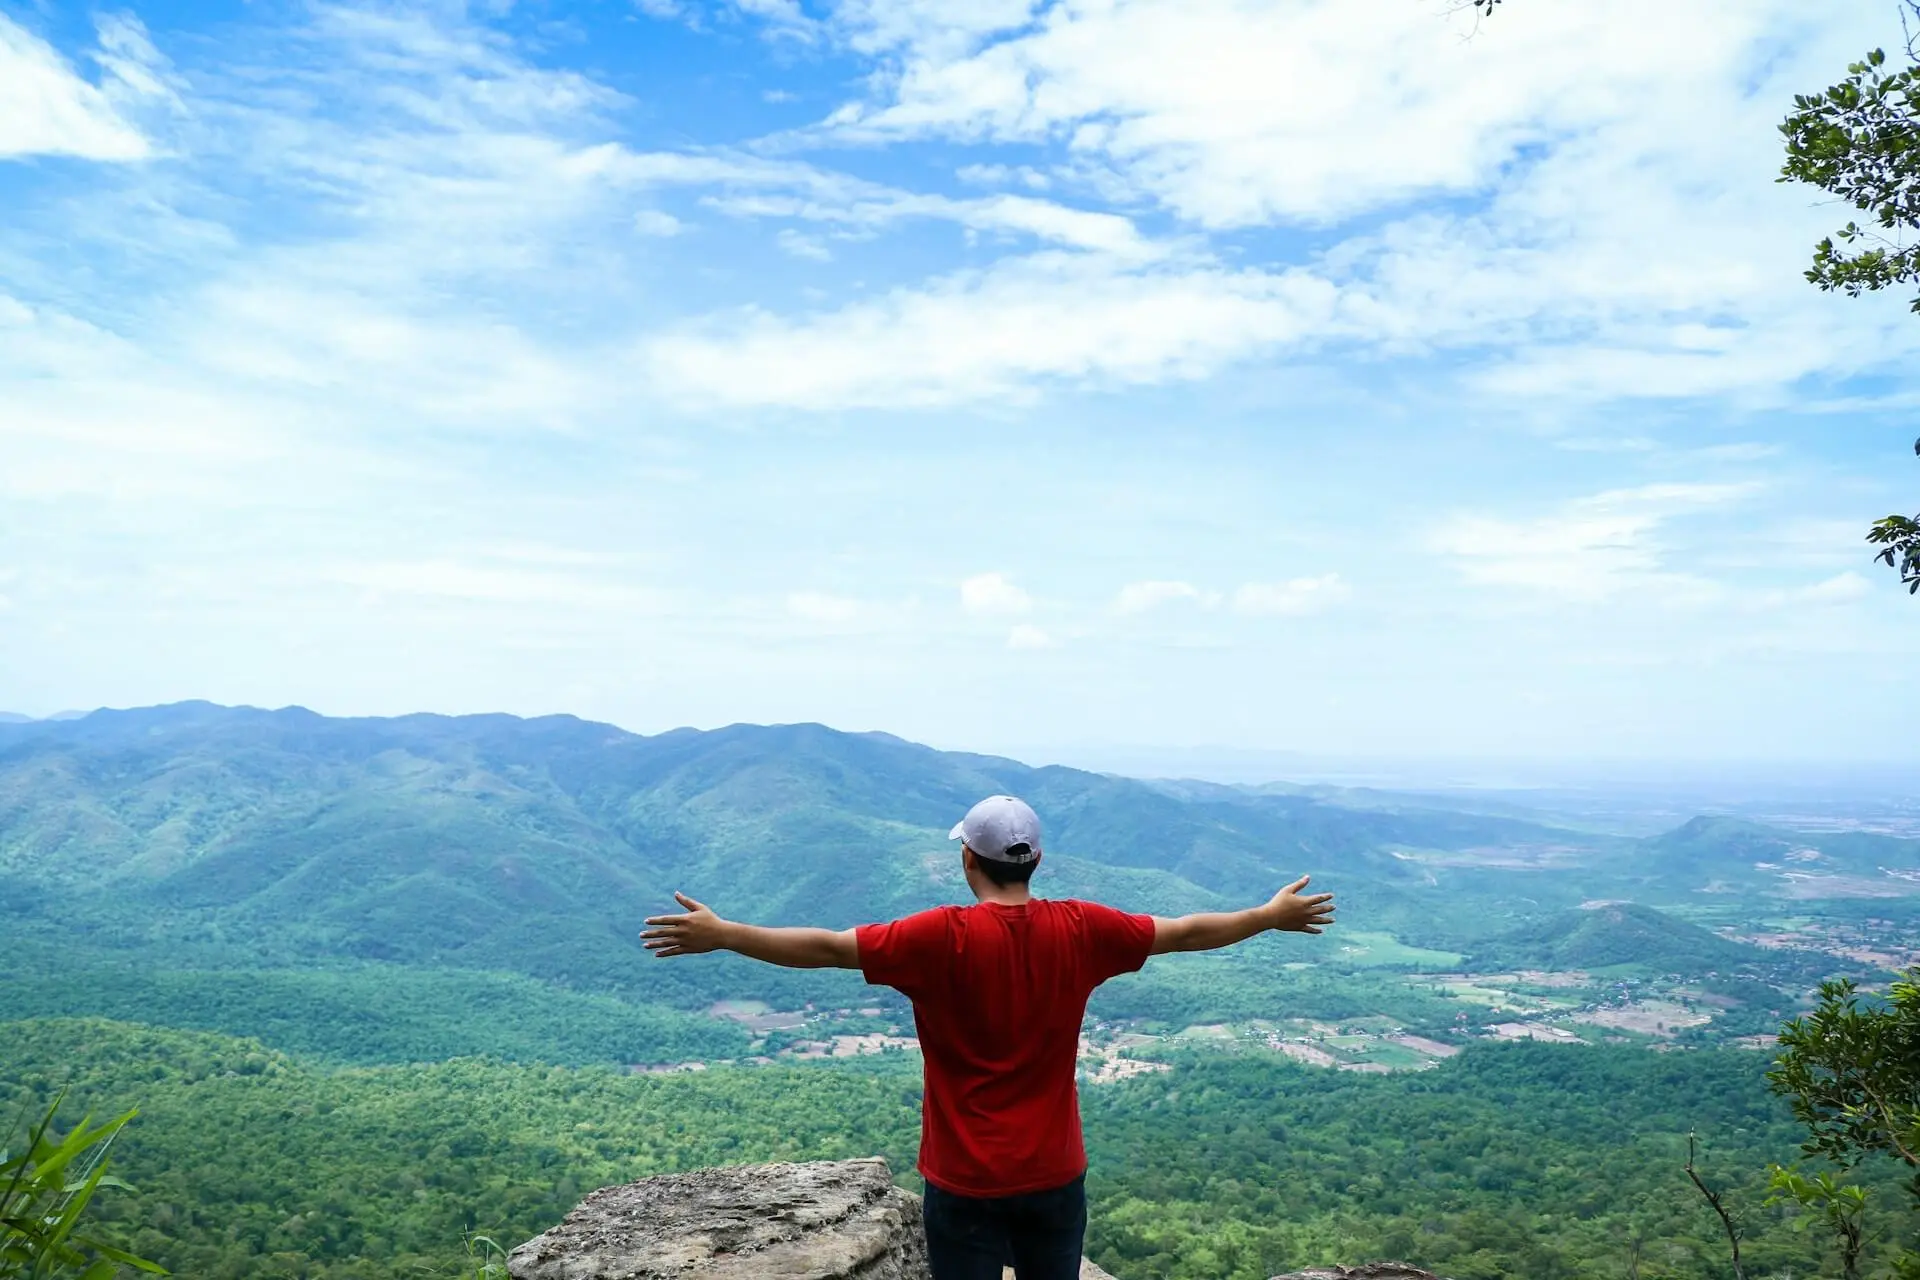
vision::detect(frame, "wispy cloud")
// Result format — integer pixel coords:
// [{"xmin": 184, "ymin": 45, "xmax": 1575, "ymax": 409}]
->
[
  {"xmin": 1, "ymin": 12, "xmax": 162, "ymax": 160},
  {"xmin": 642, "ymin": 254, "xmax": 1339, "ymax": 409},
  {"xmin": 1432, "ymin": 482, "xmax": 1762, "ymax": 601},
  {"xmin": 1007, "ymin": 623, "xmax": 1058, "ymax": 649},
  {"xmin": 961, "ymin": 572, "xmax": 1032, "ymax": 616},
  {"xmin": 1114, "ymin": 580, "xmax": 1214, "ymax": 614},
  {"xmin": 1231, "ymin": 574, "xmax": 1350, "ymax": 617},
  {"xmin": 618, "ymin": 149, "xmax": 1155, "ymax": 258}
]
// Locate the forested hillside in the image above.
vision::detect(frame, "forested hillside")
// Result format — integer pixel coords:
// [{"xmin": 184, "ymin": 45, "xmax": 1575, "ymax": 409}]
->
[{"xmin": 3, "ymin": 1018, "xmax": 1899, "ymax": 1280}]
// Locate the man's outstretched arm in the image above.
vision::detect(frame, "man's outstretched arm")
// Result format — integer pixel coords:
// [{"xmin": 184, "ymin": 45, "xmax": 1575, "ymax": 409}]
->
[
  {"xmin": 1150, "ymin": 875, "xmax": 1335, "ymax": 955},
  {"xmin": 642, "ymin": 892, "xmax": 861, "ymax": 969}
]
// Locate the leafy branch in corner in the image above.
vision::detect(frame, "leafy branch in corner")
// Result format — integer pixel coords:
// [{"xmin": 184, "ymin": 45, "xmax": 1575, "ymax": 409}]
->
[
  {"xmin": 1770, "ymin": 974, "xmax": 1920, "ymax": 1174},
  {"xmin": 1781, "ymin": 45, "xmax": 1920, "ymax": 310},
  {"xmin": 1769, "ymin": 972, "xmax": 1920, "ymax": 1279},
  {"xmin": 1780, "ymin": 14, "xmax": 1920, "ymax": 593},
  {"xmin": 1866, "ymin": 440, "xmax": 1920, "ymax": 593}
]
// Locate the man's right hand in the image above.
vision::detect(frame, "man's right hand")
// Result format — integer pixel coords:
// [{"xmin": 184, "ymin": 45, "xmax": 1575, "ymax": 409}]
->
[
  {"xmin": 1266, "ymin": 876, "xmax": 1336, "ymax": 934},
  {"xmin": 642, "ymin": 891, "xmax": 731, "ymax": 957}
]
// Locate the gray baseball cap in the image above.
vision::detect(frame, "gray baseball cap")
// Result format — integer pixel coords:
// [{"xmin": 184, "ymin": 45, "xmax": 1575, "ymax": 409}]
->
[{"xmin": 948, "ymin": 795, "xmax": 1043, "ymax": 864}]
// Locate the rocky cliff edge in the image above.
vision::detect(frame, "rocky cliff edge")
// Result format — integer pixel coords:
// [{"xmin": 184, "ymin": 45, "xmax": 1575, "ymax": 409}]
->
[{"xmin": 506, "ymin": 1157, "xmax": 1444, "ymax": 1280}]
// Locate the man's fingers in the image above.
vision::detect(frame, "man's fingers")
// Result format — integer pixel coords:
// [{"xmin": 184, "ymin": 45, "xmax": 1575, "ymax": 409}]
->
[
  {"xmin": 1302, "ymin": 925, "xmax": 1322, "ymax": 935},
  {"xmin": 652, "ymin": 946, "xmax": 682, "ymax": 958},
  {"xmin": 674, "ymin": 890, "xmax": 708, "ymax": 913},
  {"xmin": 1282, "ymin": 875, "xmax": 1310, "ymax": 895},
  {"xmin": 643, "ymin": 913, "xmax": 691, "ymax": 927},
  {"xmin": 1306, "ymin": 893, "xmax": 1335, "ymax": 906}
]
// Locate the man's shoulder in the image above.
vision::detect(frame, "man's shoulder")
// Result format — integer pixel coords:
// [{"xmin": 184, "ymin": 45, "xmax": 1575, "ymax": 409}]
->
[
  {"xmin": 1039, "ymin": 897, "xmax": 1122, "ymax": 916},
  {"xmin": 877, "ymin": 904, "xmax": 963, "ymax": 931}
]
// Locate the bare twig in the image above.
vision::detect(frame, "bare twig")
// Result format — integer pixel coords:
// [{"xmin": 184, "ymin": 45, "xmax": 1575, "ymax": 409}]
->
[{"xmin": 1685, "ymin": 1131, "xmax": 1747, "ymax": 1280}]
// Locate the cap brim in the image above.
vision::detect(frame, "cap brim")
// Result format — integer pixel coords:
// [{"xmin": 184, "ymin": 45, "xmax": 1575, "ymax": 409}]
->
[{"xmin": 948, "ymin": 821, "xmax": 966, "ymax": 841}]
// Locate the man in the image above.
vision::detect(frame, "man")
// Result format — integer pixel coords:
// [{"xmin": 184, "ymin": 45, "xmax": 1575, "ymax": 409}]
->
[{"xmin": 640, "ymin": 794, "xmax": 1336, "ymax": 1280}]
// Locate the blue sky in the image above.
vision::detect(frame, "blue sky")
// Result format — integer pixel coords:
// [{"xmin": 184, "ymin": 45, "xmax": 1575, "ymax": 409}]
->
[{"xmin": 3, "ymin": 0, "xmax": 1919, "ymax": 771}]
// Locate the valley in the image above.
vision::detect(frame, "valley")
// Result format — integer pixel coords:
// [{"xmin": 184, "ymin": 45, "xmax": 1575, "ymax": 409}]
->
[{"xmin": 3, "ymin": 703, "xmax": 1918, "ymax": 1279}]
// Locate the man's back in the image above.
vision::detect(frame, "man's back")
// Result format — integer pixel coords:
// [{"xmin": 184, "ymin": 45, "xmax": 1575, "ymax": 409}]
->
[
  {"xmin": 857, "ymin": 898, "xmax": 1155, "ymax": 1196},
  {"xmin": 640, "ymin": 791, "xmax": 1333, "ymax": 1280}
]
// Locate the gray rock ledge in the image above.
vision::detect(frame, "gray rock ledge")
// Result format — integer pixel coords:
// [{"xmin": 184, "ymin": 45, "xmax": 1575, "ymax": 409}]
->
[
  {"xmin": 507, "ymin": 1158, "xmax": 926, "ymax": 1280},
  {"xmin": 506, "ymin": 1156, "xmax": 1444, "ymax": 1280}
]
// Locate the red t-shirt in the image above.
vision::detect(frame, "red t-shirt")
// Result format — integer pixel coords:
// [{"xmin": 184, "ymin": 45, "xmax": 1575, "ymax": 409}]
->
[{"xmin": 855, "ymin": 898, "xmax": 1156, "ymax": 1197}]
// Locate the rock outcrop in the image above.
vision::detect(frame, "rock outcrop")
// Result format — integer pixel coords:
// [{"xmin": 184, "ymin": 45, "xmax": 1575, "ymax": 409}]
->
[
  {"xmin": 507, "ymin": 1157, "xmax": 1445, "ymax": 1280},
  {"xmin": 508, "ymin": 1158, "xmax": 925, "ymax": 1280}
]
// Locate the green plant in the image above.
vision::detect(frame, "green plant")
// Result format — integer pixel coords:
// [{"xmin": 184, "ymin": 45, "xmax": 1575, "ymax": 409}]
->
[
  {"xmin": 448, "ymin": 1233, "xmax": 508, "ymax": 1280},
  {"xmin": 0, "ymin": 1092, "xmax": 165, "ymax": 1279},
  {"xmin": 1771, "ymin": 974, "xmax": 1920, "ymax": 1171},
  {"xmin": 1766, "ymin": 1166, "xmax": 1870, "ymax": 1280},
  {"xmin": 1769, "ymin": 972, "xmax": 1920, "ymax": 1278}
]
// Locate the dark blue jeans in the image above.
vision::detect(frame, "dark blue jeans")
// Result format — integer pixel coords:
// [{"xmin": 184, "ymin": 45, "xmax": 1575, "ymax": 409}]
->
[{"xmin": 922, "ymin": 1175, "xmax": 1087, "ymax": 1280}]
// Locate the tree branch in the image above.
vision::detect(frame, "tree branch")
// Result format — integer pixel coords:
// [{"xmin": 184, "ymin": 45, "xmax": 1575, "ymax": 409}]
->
[{"xmin": 1686, "ymin": 1131, "xmax": 1747, "ymax": 1280}]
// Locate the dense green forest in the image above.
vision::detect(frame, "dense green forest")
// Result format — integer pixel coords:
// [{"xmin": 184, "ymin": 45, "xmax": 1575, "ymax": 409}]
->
[
  {"xmin": 4, "ymin": 1019, "xmax": 1904, "ymax": 1280},
  {"xmin": 0, "ymin": 939, "xmax": 751, "ymax": 1067}
]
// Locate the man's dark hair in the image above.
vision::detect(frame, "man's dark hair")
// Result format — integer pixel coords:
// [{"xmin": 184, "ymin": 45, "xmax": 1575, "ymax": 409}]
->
[{"xmin": 972, "ymin": 844, "xmax": 1037, "ymax": 886}]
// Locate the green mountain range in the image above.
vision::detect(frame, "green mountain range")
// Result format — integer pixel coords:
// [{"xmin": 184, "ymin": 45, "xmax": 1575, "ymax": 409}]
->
[
  {"xmin": 0, "ymin": 701, "xmax": 1584, "ymax": 958},
  {"xmin": 1, "ymin": 702, "xmax": 1910, "ymax": 1063}
]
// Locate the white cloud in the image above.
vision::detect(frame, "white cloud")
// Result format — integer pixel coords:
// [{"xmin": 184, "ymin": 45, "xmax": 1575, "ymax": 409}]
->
[
  {"xmin": 1432, "ymin": 481, "xmax": 1759, "ymax": 601},
  {"xmin": 734, "ymin": 0, "xmax": 822, "ymax": 40},
  {"xmin": 961, "ymin": 571, "xmax": 1031, "ymax": 615},
  {"xmin": 643, "ymin": 253, "xmax": 1339, "ymax": 409},
  {"xmin": 955, "ymin": 163, "xmax": 1049, "ymax": 189},
  {"xmin": 711, "ymin": 0, "xmax": 1916, "ymax": 406},
  {"xmin": 776, "ymin": 228, "xmax": 834, "ymax": 260},
  {"xmin": 1007, "ymin": 623, "xmax": 1058, "ymax": 649},
  {"xmin": 1114, "ymin": 579, "xmax": 1213, "ymax": 614},
  {"xmin": 1231, "ymin": 574, "xmax": 1349, "ymax": 617},
  {"xmin": 818, "ymin": 1, "xmax": 1804, "ymax": 225},
  {"xmin": 634, "ymin": 209, "xmax": 686, "ymax": 236},
  {"xmin": 620, "ymin": 149, "xmax": 1152, "ymax": 257},
  {"xmin": 0, "ymin": 13, "xmax": 157, "ymax": 161}
]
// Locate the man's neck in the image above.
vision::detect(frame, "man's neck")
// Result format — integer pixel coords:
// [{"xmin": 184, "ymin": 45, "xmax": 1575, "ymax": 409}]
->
[{"xmin": 972, "ymin": 885, "xmax": 1033, "ymax": 907}]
